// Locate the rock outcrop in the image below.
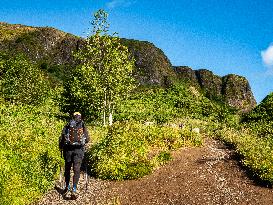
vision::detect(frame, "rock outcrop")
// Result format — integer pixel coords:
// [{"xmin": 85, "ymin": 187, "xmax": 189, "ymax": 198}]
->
[
  {"xmin": 0, "ymin": 22, "xmax": 82, "ymax": 66},
  {"xmin": 0, "ymin": 22, "xmax": 176, "ymax": 87},
  {"xmin": 173, "ymin": 66, "xmax": 256, "ymax": 112},
  {"xmin": 121, "ymin": 39, "xmax": 176, "ymax": 87},
  {"xmin": 222, "ymin": 74, "xmax": 256, "ymax": 112}
]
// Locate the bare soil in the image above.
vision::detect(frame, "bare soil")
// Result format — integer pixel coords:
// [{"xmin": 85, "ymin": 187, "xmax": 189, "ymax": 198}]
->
[{"xmin": 37, "ymin": 138, "xmax": 273, "ymax": 205}]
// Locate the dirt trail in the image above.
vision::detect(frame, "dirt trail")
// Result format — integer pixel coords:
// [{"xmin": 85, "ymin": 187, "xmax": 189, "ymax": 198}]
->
[{"xmin": 37, "ymin": 138, "xmax": 273, "ymax": 205}]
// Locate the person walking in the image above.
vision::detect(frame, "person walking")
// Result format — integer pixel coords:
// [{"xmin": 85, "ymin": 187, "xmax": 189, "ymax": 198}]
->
[{"xmin": 59, "ymin": 112, "xmax": 90, "ymax": 200}]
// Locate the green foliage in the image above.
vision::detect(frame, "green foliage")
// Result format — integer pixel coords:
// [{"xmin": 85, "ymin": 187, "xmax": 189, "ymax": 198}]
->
[
  {"xmin": 0, "ymin": 53, "xmax": 50, "ymax": 105},
  {"xmin": 87, "ymin": 121, "xmax": 203, "ymax": 180},
  {"xmin": 243, "ymin": 92, "xmax": 273, "ymax": 122},
  {"xmin": 152, "ymin": 151, "xmax": 172, "ymax": 166},
  {"xmin": 61, "ymin": 9, "xmax": 135, "ymax": 124},
  {"xmin": 0, "ymin": 101, "xmax": 64, "ymax": 205},
  {"xmin": 115, "ymin": 83, "xmax": 236, "ymax": 125},
  {"xmin": 242, "ymin": 92, "xmax": 273, "ymax": 136}
]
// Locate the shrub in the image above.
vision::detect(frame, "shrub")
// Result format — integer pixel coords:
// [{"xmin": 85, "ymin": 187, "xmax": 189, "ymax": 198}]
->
[
  {"xmin": 87, "ymin": 121, "xmax": 203, "ymax": 180},
  {"xmin": 0, "ymin": 101, "xmax": 64, "ymax": 205},
  {"xmin": 115, "ymin": 83, "xmax": 236, "ymax": 125},
  {"xmin": 0, "ymin": 53, "xmax": 50, "ymax": 105}
]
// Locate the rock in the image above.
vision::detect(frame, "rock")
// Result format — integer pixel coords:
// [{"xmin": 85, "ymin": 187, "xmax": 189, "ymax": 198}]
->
[
  {"xmin": 195, "ymin": 69, "xmax": 222, "ymax": 99},
  {"xmin": 121, "ymin": 39, "xmax": 176, "ymax": 87},
  {"xmin": 173, "ymin": 66, "xmax": 256, "ymax": 112},
  {"xmin": 173, "ymin": 66, "xmax": 200, "ymax": 88},
  {"xmin": 222, "ymin": 74, "xmax": 256, "ymax": 112},
  {"xmin": 192, "ymin": 127, "xmax": 200, "ymax": 134}
]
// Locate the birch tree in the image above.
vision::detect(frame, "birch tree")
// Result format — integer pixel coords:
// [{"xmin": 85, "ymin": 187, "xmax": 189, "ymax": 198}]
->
[{"xmin": 64, "ymin": 9, "xmax": 135, "ymax": 125}]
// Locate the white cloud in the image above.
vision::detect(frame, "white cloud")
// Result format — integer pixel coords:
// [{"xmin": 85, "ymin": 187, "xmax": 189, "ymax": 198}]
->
[
  {"xmin": 106, "ymin": 0, "xmax": 136, "ymax": 9},
  {"xmin": 261, "ymin": 44, "xmax": 273, "ymax": 68}
]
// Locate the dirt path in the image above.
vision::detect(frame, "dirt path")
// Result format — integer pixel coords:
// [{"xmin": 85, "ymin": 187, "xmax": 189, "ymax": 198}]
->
[{"xmin": 37, "ymin": 138, "xmax": 273, "ymax": 205}]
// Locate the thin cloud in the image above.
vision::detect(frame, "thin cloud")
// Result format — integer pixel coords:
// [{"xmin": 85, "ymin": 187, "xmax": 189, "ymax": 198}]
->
[
  {"xmin": 106, "ymin": 0, "xmax": 136, "ymax": 9},
  {"xmin": 261, "ymin": 44, "xmax": 273, "ymax": 68}
]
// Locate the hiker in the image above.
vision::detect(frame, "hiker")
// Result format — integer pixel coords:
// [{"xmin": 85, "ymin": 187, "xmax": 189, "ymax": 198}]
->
[{"xmin": 59, "ymin": 112, "xmax": 90, "ymax": 200}]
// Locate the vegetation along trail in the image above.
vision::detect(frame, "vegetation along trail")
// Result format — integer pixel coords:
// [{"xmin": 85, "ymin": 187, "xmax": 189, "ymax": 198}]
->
[{"xmin": 37, "ymin": 138, "xmax": 273, "ymax": 205}]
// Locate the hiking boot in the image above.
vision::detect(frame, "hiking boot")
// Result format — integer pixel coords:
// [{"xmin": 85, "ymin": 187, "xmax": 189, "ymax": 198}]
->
[
  {"xmin": 71, "ymin": 192, "xmax": 78, "ymax": 200},
  {"xmin": 62, "ymin": 185, "xmax": 70, "ymax": 196}
]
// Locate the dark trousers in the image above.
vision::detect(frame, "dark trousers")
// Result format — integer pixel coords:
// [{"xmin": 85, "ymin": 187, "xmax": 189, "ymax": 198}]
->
[{"xmin": 63, "ymin": 147, "xmax": 84, "ymax": 188}]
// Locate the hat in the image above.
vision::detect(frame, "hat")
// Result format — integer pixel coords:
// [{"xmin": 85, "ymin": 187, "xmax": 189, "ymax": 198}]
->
[{"xmin": 73, "ymin": 112, "xmax": 81, "ymax": 116}]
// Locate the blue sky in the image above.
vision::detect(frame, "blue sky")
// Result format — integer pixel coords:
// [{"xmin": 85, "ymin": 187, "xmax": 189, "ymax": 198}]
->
[{"xmin": 1, "ymin": 0, "xmax": 273, "ymax": 103}]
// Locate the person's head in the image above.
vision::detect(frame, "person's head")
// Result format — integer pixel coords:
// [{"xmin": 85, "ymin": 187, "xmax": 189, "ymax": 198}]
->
[{"xmin": 73, "ymin": 112, "xmax": 82, "ymax": 123}]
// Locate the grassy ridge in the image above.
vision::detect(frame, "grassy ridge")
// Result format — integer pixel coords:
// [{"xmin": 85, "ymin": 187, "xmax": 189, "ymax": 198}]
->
[{"xmin": 0, "ymin": 101, "xmax": 64, "ymax": 205}]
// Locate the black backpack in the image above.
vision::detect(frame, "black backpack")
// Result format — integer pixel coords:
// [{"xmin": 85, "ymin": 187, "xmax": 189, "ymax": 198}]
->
[{"xmin": 65, "ymin": 120, "xmax": 86, "ymax": 146}]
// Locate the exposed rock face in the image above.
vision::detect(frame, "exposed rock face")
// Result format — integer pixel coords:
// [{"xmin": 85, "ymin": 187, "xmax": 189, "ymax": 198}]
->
[
  {"xmin": 0, "ymin": 23, "xmax": 176, "ymax": 87},
  {"xmin": 173, "ymin": 66, "xmax": 200, "ymax": 87},
  {"xmin": 222, "ymin": 74, "xmax": 256, "ymax": 112},
  {"xmin": 195, "ymin": 69, "xmax": 222, "ymax": 99},
  {"xmin": 173, "ymin": 66, "xmax": 256, "ymax": 112},
  {"xmin": 121, "ymin": 39, "xmax": 176, "ymax": 87},
  {"xmin": 0, "ymin": 23, "xmax": 83, "ymax": 66}
]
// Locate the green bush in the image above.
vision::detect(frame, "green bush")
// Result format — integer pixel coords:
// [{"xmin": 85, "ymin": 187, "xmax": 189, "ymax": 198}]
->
[
  {"xmin": 0, "ymin": 101, "xmax": 64, "ymax": 205},
  {"xmin": 152, "ymin": 151, "xmax": 172, "ymax": 167},
  {"xmin": 0, "ymin": 53, "xmax": 50, "ymax": 105},
  {"xmin": 87, "ymin": 121, "xmax": 203, "ymax": 180},
  {"xmin": 115, "ymin": 83, "xmax": 236, "ymax": 125}
]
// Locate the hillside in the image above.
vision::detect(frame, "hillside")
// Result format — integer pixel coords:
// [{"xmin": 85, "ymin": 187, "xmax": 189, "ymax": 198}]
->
[
  {"xmin": 0, "ymin": 22, "xmax": 256, "ymax": 112},
  {"xmin": 243, "ymin": 92, "xmax": 273, "ymax": 122}
]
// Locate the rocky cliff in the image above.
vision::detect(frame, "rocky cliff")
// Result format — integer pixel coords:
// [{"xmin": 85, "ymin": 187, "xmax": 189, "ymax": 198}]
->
[
  {"xmin": 0, "ymin": 22, "xmax": 256, "ymax": 111},
  {"xmin": 0, "ymin": 22, "xmax": 176, "ymax": 87},
  {"xmin": 173, "ymin": 66, "xmax": 256, "ymax": 112},
  {"xmin": 0, "ymin": 22, "xmax": 81, "ymax": 66}
]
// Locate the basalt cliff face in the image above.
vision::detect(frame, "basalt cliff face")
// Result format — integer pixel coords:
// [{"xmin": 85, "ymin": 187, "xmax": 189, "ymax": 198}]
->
[
  {"xmin": 0, "ymin": 22, "xmax": 256, "ymax": 111},
  {"xmin": 173, "ymin": 66, "xmax": 256, "ymax": 112}
]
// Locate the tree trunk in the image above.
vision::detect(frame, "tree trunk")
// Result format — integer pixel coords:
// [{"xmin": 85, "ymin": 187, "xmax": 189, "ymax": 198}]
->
[
  {"xmin": 109, "ymin": 112, "xmax": 113, "ymax": 126},
  {"xmin": 109, "ymin": 103, "xmax": 113, "ymax": 126},
  {"xmin": 103, "ymin": 91, "xmax": 107, "ymax": 126}
]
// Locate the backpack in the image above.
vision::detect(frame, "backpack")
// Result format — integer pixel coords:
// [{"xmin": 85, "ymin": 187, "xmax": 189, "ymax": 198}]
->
[{"xmin": 65, "ymin": 119, "xmax": 86, "ymax": 146}]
